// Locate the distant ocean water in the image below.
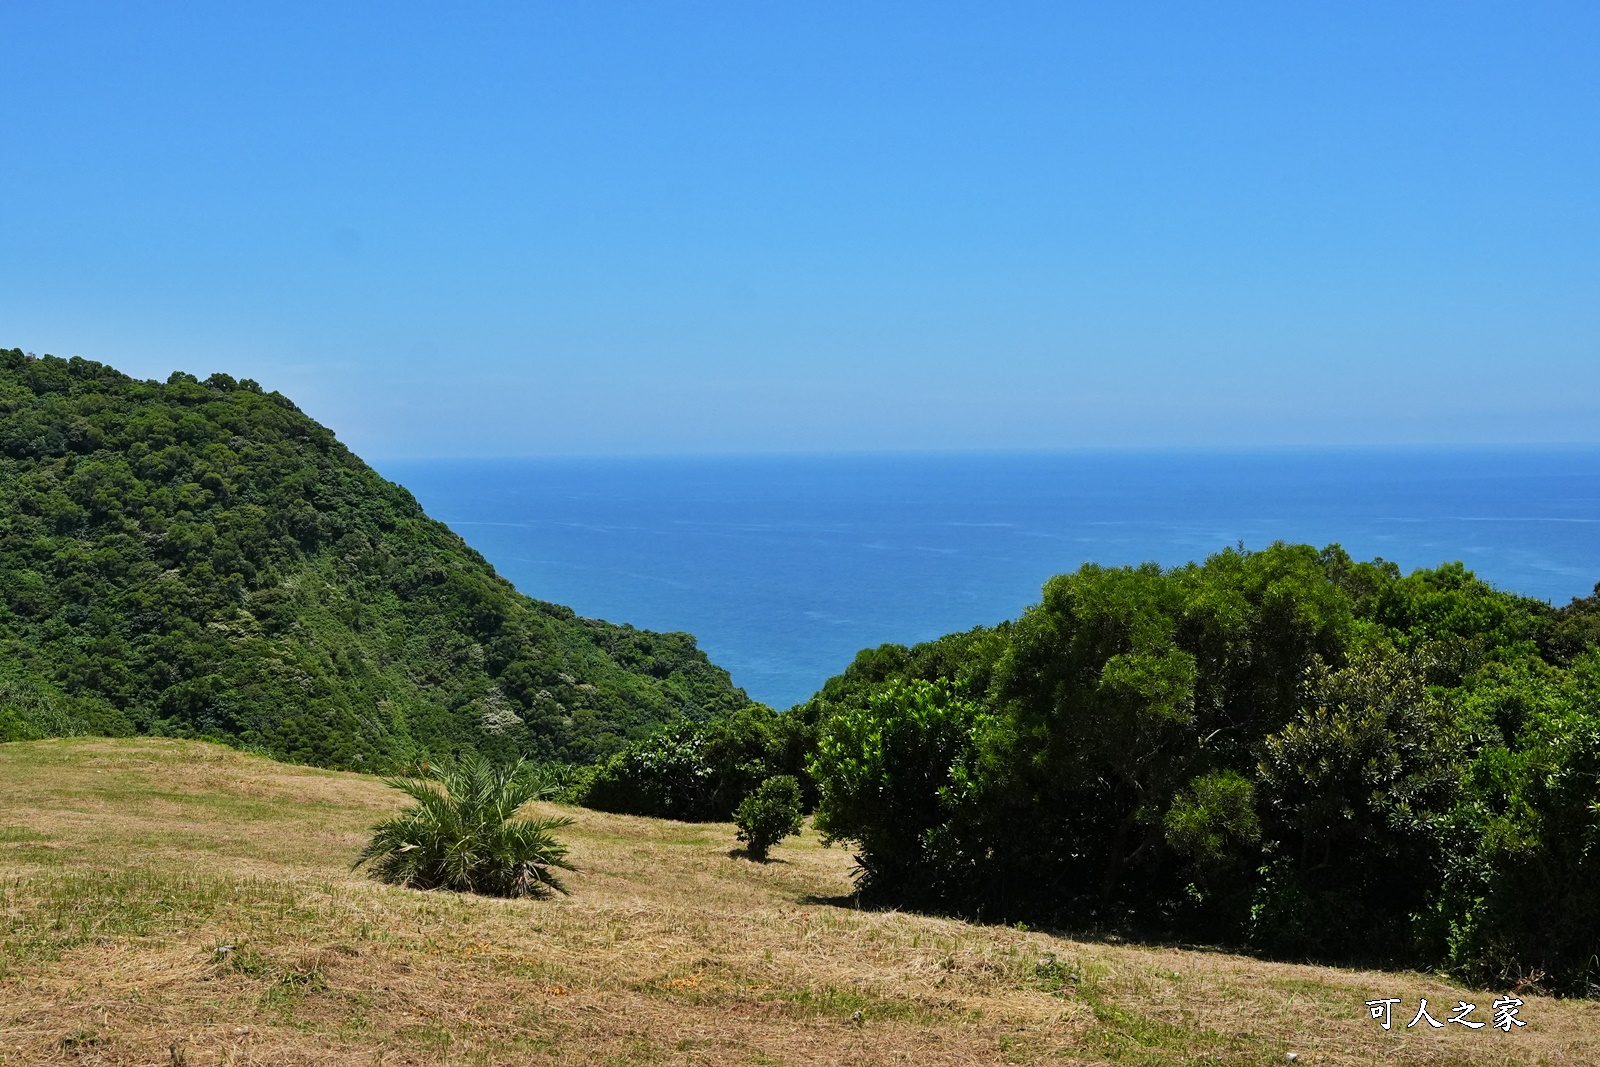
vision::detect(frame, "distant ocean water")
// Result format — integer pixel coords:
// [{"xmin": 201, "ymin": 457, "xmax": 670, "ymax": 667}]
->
[{"xmin": 378, "ymin": 449, "xmax": 1600, "ymax": 710}]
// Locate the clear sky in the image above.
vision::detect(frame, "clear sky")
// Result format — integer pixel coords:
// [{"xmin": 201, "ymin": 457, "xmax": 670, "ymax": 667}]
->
[{"xmin": 3, "ymin": 3, "xmax": 1597, "ymax": 457}]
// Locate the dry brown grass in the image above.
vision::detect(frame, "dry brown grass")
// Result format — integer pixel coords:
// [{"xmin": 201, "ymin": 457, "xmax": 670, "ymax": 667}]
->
[{"xmin": 2, "ymin": 737, "xmax": 1596, "ymax": 1066}]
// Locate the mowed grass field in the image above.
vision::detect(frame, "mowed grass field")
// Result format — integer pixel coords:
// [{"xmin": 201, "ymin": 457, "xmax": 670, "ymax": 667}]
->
[{"xmin": 2, "ymin": 739, "xmax": 1596, "ymax": 1066}]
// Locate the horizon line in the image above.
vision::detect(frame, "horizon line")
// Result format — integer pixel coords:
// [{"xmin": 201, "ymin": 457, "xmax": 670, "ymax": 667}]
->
[{"xmin": 366, "ymin": 441, "xmax": 1600, "ymax": 464}]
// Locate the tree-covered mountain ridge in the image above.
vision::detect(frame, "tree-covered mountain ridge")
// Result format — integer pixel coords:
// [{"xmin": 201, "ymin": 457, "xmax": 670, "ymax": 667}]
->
[{"xmin": 0, "ymin": 348, "xmax": 756, "ymax": 766}]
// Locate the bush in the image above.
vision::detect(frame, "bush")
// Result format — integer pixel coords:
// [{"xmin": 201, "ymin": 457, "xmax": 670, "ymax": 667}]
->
[
  {"xmin": 355, "ymin": 752, "xmax": 574, "ymax": 898},
  {"xmin": 810, "ymin": 678, "xmax": 992, "ymax": 903},
  {"xmin": 579, "ymin": 704, "xmax": 815, "ymax": 821},
  {"xmin": 518, "ymin": 759, "xmax": 598, "ymax": 805},
  {"xmin": 0, "ymin": 666, "xmax": 133, "ymax": 742},
  {"xmin": 735, "ymin": 775, "xmax": 804, "ymax": 860},
  {"xmin": 580, "ymin": 722, "xmax": 719, "ymax": 819},
  {"xmin": 1435, "ymin": 653, "xmax": 1600, "ymax": 991}
]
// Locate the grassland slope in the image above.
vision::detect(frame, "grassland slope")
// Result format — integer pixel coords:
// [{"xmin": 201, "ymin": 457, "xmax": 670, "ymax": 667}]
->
[{"xmin": 3, "ymin": 737, "xmax": 1597, "ymax": 1066}]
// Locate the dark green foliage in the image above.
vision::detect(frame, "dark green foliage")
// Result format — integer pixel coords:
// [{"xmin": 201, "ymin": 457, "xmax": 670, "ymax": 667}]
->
[
  {"xmin": 355, "ymin": 752, "xmax": 573, "ymax": 897},
  {"xmin": 1163, "ymin": 769, "xmax": 1260, "ymax": 869},
  {"xmin": 811, "ymin": 678, "xmax": 990, "ymax": 902},
  {"xmin": 735, "ymin": 775, "xmax": 804, "ymax": 860},
  {"xmin": 0, "ymin": 661, "xmax": 134, "ymax": 741},
  {"xmin": 579, "ymin": 701, "xmax": 814, "ymax": 821},
  {"xmin": 518, "ymin": 759, "xmax": 599, "ymax": 806},
  {"xmin": 1539, "ymin": 582, "xmax": 1600, "ymax": 667},
  {"xmin": 1433, "ymin": 653, "xmax": 1600, "ymax": 992},
  {"xmin": 580, "ymin": 720, "xmax": 721, "ymax": 820},
  {"xmin": 0, "ymin": 349, "xmax": 754, "ymax": 767},
  {"xmin": 1251, "ymin": 647, "xmax": 1462, "ymax": 957},
  {"xmin": 808, "ymin": 543, "xmax": 1600, "ymax": 992}
]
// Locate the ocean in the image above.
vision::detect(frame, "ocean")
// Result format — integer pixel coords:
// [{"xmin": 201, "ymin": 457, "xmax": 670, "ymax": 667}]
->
[{"xmin": 377, "ymin": 449, "xmax": 1600, "ymax": 710}]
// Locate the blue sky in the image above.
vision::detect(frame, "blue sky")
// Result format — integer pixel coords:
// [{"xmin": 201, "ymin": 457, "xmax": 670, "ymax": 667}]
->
[{"xmin": 3, "ymin": 2, "xmax": 1597, "ymax": 456}]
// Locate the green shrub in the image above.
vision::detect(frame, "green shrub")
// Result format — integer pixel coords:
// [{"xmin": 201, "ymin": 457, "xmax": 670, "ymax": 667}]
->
[
  {"xmin": 735, "ymin": 775, "xmax": 804, "ymax": 860},
  {"xmin": 534, "ymin": 760, "xmax": 598, "ymax": 805},
  {"xmin": 580, "ymin": 703, "xmax": 814, "ymax": 821},
  {"xmin": 0, "ymin": 666, "xmax": 133, "ymax": 742},
  {"xmin": 810, "ymin": 678, "xmax": 990, "ymax": 900},
  {"xmin": 580, "ymin": 722, "xmax": 719, "ymax": 819},
  {"xmin": 1435, "ymin": 653, "xmax": 1600, "ymax": 991},
  {"xmin": 355, "ymin": 752, "xmax": 573, "ymax": 898}
]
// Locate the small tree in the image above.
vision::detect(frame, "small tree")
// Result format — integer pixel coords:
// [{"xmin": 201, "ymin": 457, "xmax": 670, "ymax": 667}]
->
[
  {"xmin": 355, "ymin": 752, "xmax": 574, "ymax": 898},
  {"xmin": 735, "ymin": 775, "xmax": 804, "ymax": 860}
]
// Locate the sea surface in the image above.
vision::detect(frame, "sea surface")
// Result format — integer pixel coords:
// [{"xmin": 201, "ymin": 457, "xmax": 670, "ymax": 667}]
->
[{"xmin": 378, "ymin": 449, "xmax": 1600, "ymax": 710}]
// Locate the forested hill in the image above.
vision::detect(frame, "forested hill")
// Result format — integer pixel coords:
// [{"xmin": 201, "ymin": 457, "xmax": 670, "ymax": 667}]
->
[{"xmin": 0, "ymin": 349, "xmax": 755, "ymax": 766}]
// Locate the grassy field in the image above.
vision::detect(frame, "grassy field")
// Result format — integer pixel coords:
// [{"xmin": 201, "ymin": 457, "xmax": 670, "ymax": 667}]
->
[{"xmin": 2, "ymin": 738, "xmax": 1596, "ymax": 1066}]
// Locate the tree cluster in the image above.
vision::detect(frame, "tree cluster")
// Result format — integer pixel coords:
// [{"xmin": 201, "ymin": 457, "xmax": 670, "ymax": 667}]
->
[{"xmin": 803, "ymin": 544, "xmax": 1600, "ymax": 992}]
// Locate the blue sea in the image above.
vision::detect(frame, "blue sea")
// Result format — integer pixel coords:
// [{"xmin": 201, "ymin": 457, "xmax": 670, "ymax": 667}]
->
[{"xmin": 378, "ymin": 449, "xmax": 1600, "ymax": 710}]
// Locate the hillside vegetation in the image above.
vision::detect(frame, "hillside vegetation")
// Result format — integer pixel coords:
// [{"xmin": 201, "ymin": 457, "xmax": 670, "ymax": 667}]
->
[
  {"xmin": 0, "ymin": 349, "xmax": 754, "ymax": 766},
  {"xmin": 5, "ymin": 737, "xmax": 1598, "ymax": 1066},
  {"xmin": 586, "ymin": 546, "xmax": 1600, "ymax": 993},
  {"xmin": 6, "ymin": 346, "xmax": 1598, "ymax": 1009}
]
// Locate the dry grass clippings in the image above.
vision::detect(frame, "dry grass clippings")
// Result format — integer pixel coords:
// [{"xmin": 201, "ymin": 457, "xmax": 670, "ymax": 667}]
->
[{"xmin": 3, "ymin": 737, "xmax": 1597, "ymax": 1066}]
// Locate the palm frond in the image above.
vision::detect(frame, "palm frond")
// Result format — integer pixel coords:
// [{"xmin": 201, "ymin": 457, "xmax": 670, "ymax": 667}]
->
[{"xmin": 355, "ymin": 751, "xmax": 577, "ymax": 898}]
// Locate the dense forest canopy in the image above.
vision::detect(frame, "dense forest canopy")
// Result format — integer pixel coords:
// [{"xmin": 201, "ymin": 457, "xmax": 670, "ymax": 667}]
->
[
  {"xmin": 0, "ymin": 349, "xmax": 755, "ymax": 765},
  {"xmin": 589, "ymin": 544, "xmax": 1600, "ymax": 992},
  {"xmin": 807, "ymin": 548, "xmax": 1600, "ymax": 991}
]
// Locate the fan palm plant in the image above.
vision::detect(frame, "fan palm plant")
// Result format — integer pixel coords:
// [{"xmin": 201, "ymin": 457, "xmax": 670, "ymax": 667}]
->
[{"xmin": 355, "ymin": 752, "xmax": 574, "ymax": 898}]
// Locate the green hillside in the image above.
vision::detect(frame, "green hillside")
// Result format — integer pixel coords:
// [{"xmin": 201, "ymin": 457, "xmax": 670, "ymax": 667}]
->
[{"xmin": 0, "ymin": 348, "xmax": 755, "ymax": 767}]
